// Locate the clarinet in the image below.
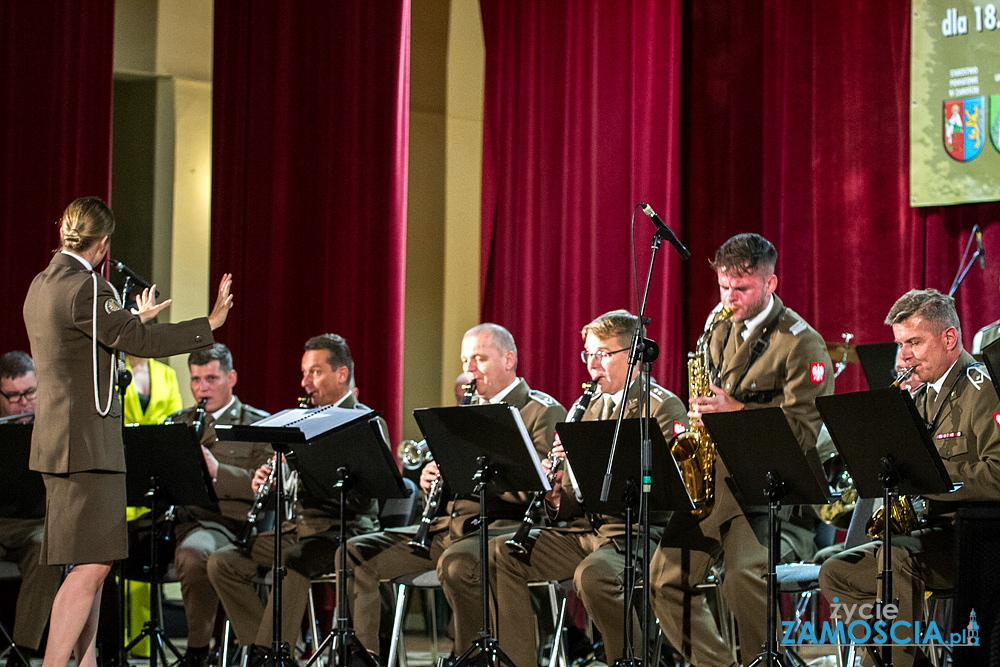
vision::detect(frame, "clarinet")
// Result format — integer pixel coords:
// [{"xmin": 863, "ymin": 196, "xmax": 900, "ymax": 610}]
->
[
  {"xmin": 191, "ymin": 397, "xmax": 208, "ymax": 437},
  {"xmin": 233, "ymin": 393, "xmax": 311, "ymax": 552},
  {"xmin": 408, "ymin": 379, "xmax": 477, "ymax": 554},
  {"xmin": 505, "ymin": 379, "xmax": 600, "ymax": 555}
]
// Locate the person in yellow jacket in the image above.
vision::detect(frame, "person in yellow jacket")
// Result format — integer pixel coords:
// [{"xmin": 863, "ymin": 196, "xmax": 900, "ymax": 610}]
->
[{"xmin": 123, "ymin": 355, "xmax": 184, "ymax": 657}]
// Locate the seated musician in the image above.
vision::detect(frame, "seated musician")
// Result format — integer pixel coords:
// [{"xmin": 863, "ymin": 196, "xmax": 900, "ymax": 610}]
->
[
  {"xmin": 491, "ymin": 310, "xmax": 688, "ymax": 667},
  {"xmin": 340, "ymin": 323, "xmax": 566, "ymax": 662},
  {"xmin": 164, "ymin": 343, "xmax": 271, "ymax": 667},
  {"xmin": 820, "ymin": 289, "xmax": 1000, "ymax": 667},
  {"xmin": 0, "ymin": 351, "xmax": 62, "ymax": 667},
  {"xmin": 207, "ymin": 334, "xmax": 385, "ymax": 659}
]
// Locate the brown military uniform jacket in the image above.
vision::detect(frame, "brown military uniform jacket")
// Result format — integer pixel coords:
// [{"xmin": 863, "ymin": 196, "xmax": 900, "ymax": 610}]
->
[
  {"xmin": 422, "ymin": 378, "xmax": 566, "ymax": 541},
  {"xmin": 917, "ymin": 351, "xmax": 1000, "ymax": 517},
  {"xmin": 706, "ymin": 295, "xmax": 833, "ymax": 525},
  {"xmin": 167, "ymin": 396, "xmax": 272, "ymax": 542},
  {"xmin": 548, "ymin": 379, "xmax": 689, "ymax": 548},
  {"xmin": 23, "ymin": 253, "xmax": 213, "ymax": 474}
]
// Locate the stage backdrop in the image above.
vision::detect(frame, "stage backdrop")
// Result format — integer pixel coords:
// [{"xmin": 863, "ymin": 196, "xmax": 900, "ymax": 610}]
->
[
  {"xmin": 0, "ymin": 1, "xmax": 115, "ymax": 351},
  {"xmin": 211, "ymin": 0, "xmax": 411, "ymax": 442},
  {"xmin": 480, "ymin": 0, "xmax": 1000, "ymax": 408}
]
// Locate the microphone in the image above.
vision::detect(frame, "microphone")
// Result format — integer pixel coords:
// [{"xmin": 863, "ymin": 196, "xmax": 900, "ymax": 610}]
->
[
  {"xmin": 639, "ymin": 203, "xmax": 690, "ymax": 260},
  {"xmin": 976, "ymin": 230, "xmax": 985, "ymax": 269},
  {"xmin": 110, "ymin": 259, "xmax": 160, "ymax": 297}
]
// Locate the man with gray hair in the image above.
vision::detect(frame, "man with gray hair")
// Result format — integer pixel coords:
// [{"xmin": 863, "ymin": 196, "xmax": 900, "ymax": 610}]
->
[
  {"xmin": 341, "ymin": 323, "xmax": 567, "ymax": 661},
  {"xmin": 820, "ymin": 289, "xmax": 1000, "ymax": 667},
  {"xmin": 166, "ymin": 343, "xmax": 271, "ymax": 667},
  {"xmin": 0, "ymin": 351, "xmax": 62, "ymax": 667}
]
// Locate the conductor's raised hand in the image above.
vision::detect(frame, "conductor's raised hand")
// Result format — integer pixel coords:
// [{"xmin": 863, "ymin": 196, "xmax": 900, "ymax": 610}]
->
[
  {"xmin": 208, "ymin": 273, "xmax": 234, "ymax": 330},
  {"xmin": 131, "ymin": 285, "xmax": 172, "ymax": 323}
]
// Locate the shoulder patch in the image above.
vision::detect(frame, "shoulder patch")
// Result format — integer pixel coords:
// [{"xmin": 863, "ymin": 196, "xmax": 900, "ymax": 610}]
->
[
  {"xmin": 242, "ymin": 405, "xmax": 270, "ymax": 418},
  {"xmin": 789, "ymin": 320, "xmax": 807, "ymax": 335},
  {"xmin": 967, "ymin": 365, "xmax": 990, "ymax": 391},
  {"xmin": 104, "ymin": 298, "xmax": 122, "ymax": 314},
  {"xmin": 529, "ymin": 391, "xmax": 559, "ymax": 407}
]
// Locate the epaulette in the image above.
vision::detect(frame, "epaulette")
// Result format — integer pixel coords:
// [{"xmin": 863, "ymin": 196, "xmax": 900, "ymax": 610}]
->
[
  {"xmin": 529, "ymin": 390, "xmax": 559, "ymax": 408},
  {"xmin": 649, "ymin": 385, "xmax": 670, "ymax": 402},
  {"xmin": 241, "ymin": 404, "xmax": 270, "ymax": 419},
  {"xmin": 966, "ymin": 363, "xmax": 990, "ymax": 391}
]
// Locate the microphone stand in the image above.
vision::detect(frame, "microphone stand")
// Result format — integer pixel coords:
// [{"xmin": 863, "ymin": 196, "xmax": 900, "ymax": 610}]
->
[
  {"xmin": 601, "ymin": 216, "xmax": 686, "ymax": 666},
  {"xmin": 948, "ymin": 224, "xmax": 983, "ymax": 297}
]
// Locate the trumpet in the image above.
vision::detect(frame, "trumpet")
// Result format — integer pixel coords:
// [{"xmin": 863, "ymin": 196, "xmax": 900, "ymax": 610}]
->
[
  {"xmin": 408, "ymin": 379, "xmax": 476, "ymax": 554},
  {"xmin": 232, "ymin": 393, "xmax": 310, "ymax": 552},
  {"xmin": 398, "ymin": 439, "xmax": 432, "ymax": 471},
  {"xmin": 505, "ymin": 379, "xmax": 600, "ymax": 555}
]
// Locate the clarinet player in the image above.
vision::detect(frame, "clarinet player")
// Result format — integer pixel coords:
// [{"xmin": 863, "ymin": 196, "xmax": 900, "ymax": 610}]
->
[
  {"xmin": 22, "ymin": 197, "xmax": 233, "ymax": 667},
  {"xmin": 339, "ymin": 323, "xmax": 566, "ymax": 662},
  {"xmin": 165, "ymin": 344, "xmax": 271, "ymax": 667}
]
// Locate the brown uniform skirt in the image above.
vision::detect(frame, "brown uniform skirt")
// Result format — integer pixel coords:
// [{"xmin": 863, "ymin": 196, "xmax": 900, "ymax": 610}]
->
[{"xmin": 42, "ymin": 471, "xmax": 127, "ymax": 565}]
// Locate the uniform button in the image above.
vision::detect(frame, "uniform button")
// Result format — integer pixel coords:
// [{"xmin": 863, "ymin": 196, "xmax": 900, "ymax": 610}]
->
[
  {"xmin": 195, "ymin": 335, "xmax": 203, "ymax": 342},
  {"xmin": 751, "ymin": 382, "xmax": 757, "ymax": 389},
  {"xmin": 726, "ymin": 383, "xmax": 731, "ymax": 390}
]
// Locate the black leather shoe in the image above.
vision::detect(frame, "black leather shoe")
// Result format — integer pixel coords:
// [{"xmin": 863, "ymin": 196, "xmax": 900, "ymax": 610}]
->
[{"xmin": 181, "ymin": 647, "xmax": 210, "ymax": 667}]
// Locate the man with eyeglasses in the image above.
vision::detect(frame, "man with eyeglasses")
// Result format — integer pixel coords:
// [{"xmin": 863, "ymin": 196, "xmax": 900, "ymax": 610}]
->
[
  {"xmin": 0, "ymin": 351, "xmax": 63, "ymax": 667},
  {"xmin": 491, "ymin": 310, "xmax": 688, "ymax": 667}
]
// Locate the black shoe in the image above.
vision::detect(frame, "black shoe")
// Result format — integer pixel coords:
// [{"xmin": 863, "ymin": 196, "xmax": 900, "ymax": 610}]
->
[{"xmin": 181, "ymin": 646, "xmax": 210, "ymax": 667}]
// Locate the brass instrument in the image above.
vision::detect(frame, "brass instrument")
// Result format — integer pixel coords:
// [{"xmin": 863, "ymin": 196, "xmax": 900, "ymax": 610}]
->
[
  {"xmin": 409, "ymin": 379, "xmax": 476, "ymax": 554},
  {"xmin": 865, "ymin": 365, "xmax": 925, "ymax": 539},
  {"xmin": 670, "ymin": 306, "xmax": 733, "ymax": 518},
  {"xmin": 505, "ymin": 379, "xmax": 599, "ymax": 555},
  {"xmin": 233, "ymin": 394, "xmax": 310, "ymax": 552},
  {"xmin": 398, "ymin": 439, "xmax": 432, "ymax": 471}
]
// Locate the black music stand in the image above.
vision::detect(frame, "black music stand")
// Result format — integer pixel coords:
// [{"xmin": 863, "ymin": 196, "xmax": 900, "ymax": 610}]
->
[
  {"xmin": 218, "ymin": 406, "xmax": 403, "ymax": 667},
  {"xmin": 0, "ymin": 424, "xmax": 44, "ymax": 667},
  {"xmin": 702, "ymin": 408, "xmax": 832, "ymax": 667},
  {"xmin": 855, "ymin": 343, "xmax": 899, "ymax": 390},
  {"xmin": 557, "ymin": 418, "xmax": 693, "ymax": 666},
  {"xmin": 816, "ymin": 389, "xmax": 955, "ymax": 667},
  {"xmin": 979, "ymin": 337, "xmax": 1000, "ymax": 398},
  {"xmin": 413, "ymin": 403, "xmax": 551, "ymax": 667},
  {"xmin": 123, "ymin": 424, "xmax": 218, "ymax": 667}
]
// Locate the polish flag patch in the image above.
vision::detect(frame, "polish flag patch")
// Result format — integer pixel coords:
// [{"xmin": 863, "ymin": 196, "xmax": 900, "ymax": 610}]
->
[
  {"xmin": 810, "ymin": 362, "xmax": 826, "ymax": 384},
  {"xmin": 674, "ymin": 421, "xmax": 686, "ymax": 435},
  {"xmin": 994, "ymin": 411, "xmax": 1000, "ymax": 430}
]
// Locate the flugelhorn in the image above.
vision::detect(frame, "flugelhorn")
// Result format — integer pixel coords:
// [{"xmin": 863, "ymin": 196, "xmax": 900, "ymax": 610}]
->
[
  {"xmin": 408, "ymin": 379, "xmax": 476, "ymax": 554},
  {"xmin": 505, "ymin": 379, "xmax": 599, "ymax": 555},
  {"xmin": 233, "ymin": 393, "xmax": 310, "ymax": 552}
]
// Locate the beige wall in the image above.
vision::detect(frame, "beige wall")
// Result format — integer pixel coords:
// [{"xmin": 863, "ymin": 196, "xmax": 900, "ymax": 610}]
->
[{"xmin": 401, "ymin": 0, "xmax": 484, "ymax": 441}]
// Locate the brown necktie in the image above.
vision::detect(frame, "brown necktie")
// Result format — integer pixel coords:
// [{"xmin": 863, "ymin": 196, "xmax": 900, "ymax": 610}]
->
[
  {"xmin": 923, "ymin": 387, "xmax": 937, "ymax": 420},
  {"xmin": 600, "ymin": 395, "xmax": 617, "ymax": 420}
]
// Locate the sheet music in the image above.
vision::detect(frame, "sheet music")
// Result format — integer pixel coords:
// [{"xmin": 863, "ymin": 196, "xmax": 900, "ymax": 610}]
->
[
  {"xmin": 253, "ymin": 406, "xmax": 373, "ymax": 441},
  {"xmin": 508, "ymin": 405, "xmax": 551, "ymax": 492}
]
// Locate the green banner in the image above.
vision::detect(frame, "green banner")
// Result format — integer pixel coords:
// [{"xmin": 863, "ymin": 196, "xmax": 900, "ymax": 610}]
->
[{"xmin": 911, "ymin": 0, "xmax": 1000, "ymax": 206}]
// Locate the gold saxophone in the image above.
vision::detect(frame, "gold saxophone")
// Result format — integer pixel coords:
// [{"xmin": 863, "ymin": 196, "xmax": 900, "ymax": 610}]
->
[{"xmin": 671, "ymin": 306, "xmax": 733, "ymax": 518}]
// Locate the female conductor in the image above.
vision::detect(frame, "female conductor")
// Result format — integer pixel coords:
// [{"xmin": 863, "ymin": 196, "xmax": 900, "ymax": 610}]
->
[{"xmin": 22, "ymin": 197, "xmax": 234, "ymax": 667}]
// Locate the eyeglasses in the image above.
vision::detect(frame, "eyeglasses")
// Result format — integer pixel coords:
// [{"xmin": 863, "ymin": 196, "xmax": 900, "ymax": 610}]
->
[
  {"xmin": 0, "ymin": 387, "xmax": 36, "ymax": 402},
  {"xmin": 580, "ymin": 348, "xmax": 628, "ymax": 364}
]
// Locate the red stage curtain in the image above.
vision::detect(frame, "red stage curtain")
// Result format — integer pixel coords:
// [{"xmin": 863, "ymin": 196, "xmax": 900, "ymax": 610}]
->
[
  {"xmin": 0, "ymin": 1, "xmax": 114, "ymax": 350},
  {"xmin": 211, "ymin": 1, "xmax": 410, "ymax": 440},
  {"xmin": 481, "ymin": 0, "xmax": 1000, "ymax": 404},
  {"xmin": 480, "ymin": 0, "xmax": 685, "ymax": 403}
]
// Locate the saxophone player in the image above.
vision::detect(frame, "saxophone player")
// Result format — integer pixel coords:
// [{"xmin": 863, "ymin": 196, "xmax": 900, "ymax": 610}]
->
[
  {"xmin": 819, "ymin": 289, "xmax": 1000, "ymax": 667},
  {"xmin": 649, "ymin": 233, "xmax": 833, "ymax": 667},
  {"xmin": 164, "ymin": 344, "xmax": 270, "ymax": 667},
  {"xmin": 492, "ymin": 310, "xmax": 688, "ymax": 667},
  {"xmin": 340, "ymin": 323, "xmax": 566, "ymax": 661}
]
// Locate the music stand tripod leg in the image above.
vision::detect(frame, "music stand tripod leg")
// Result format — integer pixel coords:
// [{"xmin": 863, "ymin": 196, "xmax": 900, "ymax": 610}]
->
[
  {"xmin": 303, "ymin": 467, "xmax": 376, "ymax": 667},
  {"xmin": 746, "ymin": 474, "xmax": 790, "ymax": 667},
  {"xmin": 451, "ymin": 457, "xmax": 517, "ymax": 667}
]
